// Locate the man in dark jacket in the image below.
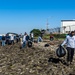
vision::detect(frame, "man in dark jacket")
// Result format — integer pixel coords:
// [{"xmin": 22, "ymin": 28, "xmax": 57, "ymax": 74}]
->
[
  {"xmin": 6, "ymin": 34, "xmax": 10, "ymax": 45},
  {"xmin": 26, "ymin": 34, "xmax": 29, "ymax": 42}
]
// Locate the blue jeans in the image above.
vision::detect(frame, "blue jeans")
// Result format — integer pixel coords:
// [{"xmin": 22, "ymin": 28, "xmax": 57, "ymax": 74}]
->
[
  {"xmin": 22, "ymin": 41, "xmax": 26, "ymax": 48},
  {"xmin": 2, "ymin": 40, "xmax": 5, "ymax": 46}
]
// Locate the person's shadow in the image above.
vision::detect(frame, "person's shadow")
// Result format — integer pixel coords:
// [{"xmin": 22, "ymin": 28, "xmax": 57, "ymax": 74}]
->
[{"xmin": 48, "ymin": 57, "xmax": 68, "ymax": 66}]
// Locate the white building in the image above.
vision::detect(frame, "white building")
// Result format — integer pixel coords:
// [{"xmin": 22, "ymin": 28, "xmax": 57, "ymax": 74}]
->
[{"xmin": 61, "ymin": 20, "xmax": 75, "ymax": 33}]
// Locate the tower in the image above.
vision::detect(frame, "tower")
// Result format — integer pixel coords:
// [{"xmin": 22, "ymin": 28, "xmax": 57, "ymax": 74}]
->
[{"xmin": 46, "ymin": 19, "xmax": 49, "ymax": 30}]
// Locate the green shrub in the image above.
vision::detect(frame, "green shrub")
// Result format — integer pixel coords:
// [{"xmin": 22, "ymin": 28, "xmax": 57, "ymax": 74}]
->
[
  {"xmin": 30, "ymin": 29, "xmax": 41, "ymax": 37},
  {"xmin": 43, "ymin": 34, "xmax": 66, "ymax": 40},
  {"xmin": 53, "ymin": 34, "xmax": 66, "ymax": 39}
]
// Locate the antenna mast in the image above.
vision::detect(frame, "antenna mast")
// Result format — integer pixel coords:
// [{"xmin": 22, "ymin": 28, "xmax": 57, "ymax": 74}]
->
[{"xmin": 46, "ymin": 19, "xmax": 49, "ymax": 30}]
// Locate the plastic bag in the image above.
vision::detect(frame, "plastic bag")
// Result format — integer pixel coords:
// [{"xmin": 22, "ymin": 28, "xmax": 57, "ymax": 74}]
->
[
  {"xmin": 28, "ymin": 40, "xmax": 32, "ymax": 47},
  {"xmin": 56, "ymin": 45, "xmax": 66, "ymax": 57}
]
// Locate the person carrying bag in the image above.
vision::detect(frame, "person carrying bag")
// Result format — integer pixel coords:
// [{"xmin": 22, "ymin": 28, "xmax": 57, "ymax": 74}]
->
[{"xmin": 61, "ymin": 31, "xmax": 75, "ymax": 65}]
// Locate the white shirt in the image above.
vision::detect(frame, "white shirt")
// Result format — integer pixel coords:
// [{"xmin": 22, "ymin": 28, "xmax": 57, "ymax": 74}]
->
[
  {"xmin": 61, "ymin": 35, "xmax": 75, "ymax": 48},
  {"xmin": 10, "ymin": 35, "xmax": 14, "ymax": 40},
  {"xmin": 23, "ymin": 35, "xmax": 26, "ymax": 42},
  {"xmin": 31, "ymin": 33, "xmax": 34, "ymax": 38}
]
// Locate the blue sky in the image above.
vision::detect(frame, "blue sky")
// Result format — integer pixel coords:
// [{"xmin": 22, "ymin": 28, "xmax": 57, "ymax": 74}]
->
[{"xmin": 0, "ymin": 0, "xmax": 75, "ymax": 34}]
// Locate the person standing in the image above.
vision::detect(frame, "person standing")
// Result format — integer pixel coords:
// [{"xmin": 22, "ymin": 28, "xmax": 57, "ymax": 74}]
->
[
  {"xmin": 26, "ymin": 34, "xmax": 29, "ymax": 42},
  {"xmin": 22, "ymin": 32, "xmax": 27, "ymax": 48},
  {"xmin": 2, "ymin": 35, "xmax": 6, "ymax": 46},
  {"xmin": 6, "ymin": 34, "xmax": 10, "ymax": 45},
  {"xmin": 37, "ymin": 35, "xmax": 43, "ymax": 43},
  {"xmin": 10, "ymin": 34, "xmax": 14, "ymax": 45},
  {"xmin": 31, "ymin": 32, "xmax": 34, "ymax": 42},
  {"xmin": 50, "ymin": 34, "xmax": 54, "ymax": 41},
  {"xmin": 61, "ymin": 31, "xmax": 75, "ymax": 65}
]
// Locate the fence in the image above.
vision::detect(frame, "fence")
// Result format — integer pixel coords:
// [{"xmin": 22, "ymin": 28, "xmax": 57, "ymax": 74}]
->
[{"xmin": 46, "ymin": 25, "xmax": 75, "ymax": 34}]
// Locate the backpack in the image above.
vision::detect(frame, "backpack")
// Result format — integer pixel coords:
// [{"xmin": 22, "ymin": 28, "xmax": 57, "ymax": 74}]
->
[{"xmin": 56, "ymin": 45, "xmax": 66, "ymax": 57}]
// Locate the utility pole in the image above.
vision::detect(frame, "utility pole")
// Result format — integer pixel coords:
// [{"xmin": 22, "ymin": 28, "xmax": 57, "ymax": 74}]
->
[{"xmin": 46, "ymin": 18, "xmax": 49, "ymax": 30}]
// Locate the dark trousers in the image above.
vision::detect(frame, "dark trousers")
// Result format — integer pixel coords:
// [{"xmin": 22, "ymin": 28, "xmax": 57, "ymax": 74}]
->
[
  {"xmin": 66, "ymin": 47, "xmax": 74, "ymax": 62},
  {"xmin": 6, "ymin": 40, "xmax": 9, "ymax": 45},
  {"xmin": 16, "ymin": 39, "xmax": 18, "ymax": 43},
  {"xmin": 11, "ymin": 40, "xmax": 14, "ymax": 45}
]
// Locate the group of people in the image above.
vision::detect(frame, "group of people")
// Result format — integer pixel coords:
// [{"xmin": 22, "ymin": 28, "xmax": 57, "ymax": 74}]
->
[
  {"xmin": 1, "ymin": 32, "xmax": 43, "ymax": 48},
  {"xmin": 20, "ymin": 32, "xmax": 44, "ymax": 48},
  {"xmin": 20, "ymin": 32, "xmax": 34, "ymax": 48},
  {"xmin": 1, "ymin": 33, "xmax": 33, "ymax": 49},
  {"xmin": 20, "ymin": 31, "xmax": 75, "ymax": 65},
  {"xmin": 1, "ymin": 34, "xmax": 15, "ymax": 46},
  {"xmin": 1, "ymin": 32, "xmax": 34, "ymax": 48},
  {"xmin": 1, "ymin": 30, "xmax": 75, "ymax": 66}
]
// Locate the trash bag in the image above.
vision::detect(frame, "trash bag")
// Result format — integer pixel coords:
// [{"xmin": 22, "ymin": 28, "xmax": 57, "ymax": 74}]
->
[
  {"xmin": 44, "ymin": 44, "xmax": 50, "ymax": 47},
  {"xmin": 28, "ymin": 40, "xmax": 32, "ymax": 47},
  {"xmin": 56, "ymin": 45, "xmax": 66, "ymax": 57}
]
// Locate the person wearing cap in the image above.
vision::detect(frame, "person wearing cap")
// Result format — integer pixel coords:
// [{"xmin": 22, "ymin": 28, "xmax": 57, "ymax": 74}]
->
[{"xmin": 61, "ymin": 31, "xmax": 75, "ymax": 65}]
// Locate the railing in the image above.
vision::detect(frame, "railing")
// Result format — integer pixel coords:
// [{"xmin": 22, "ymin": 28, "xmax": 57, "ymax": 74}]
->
[{"xmin": 46, "ymin": 25, "xmax": 75, "ymax": 34}]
